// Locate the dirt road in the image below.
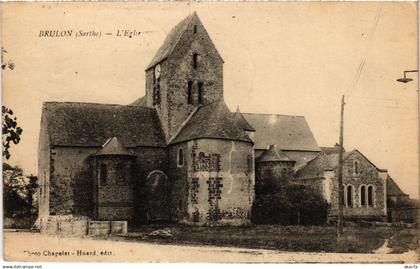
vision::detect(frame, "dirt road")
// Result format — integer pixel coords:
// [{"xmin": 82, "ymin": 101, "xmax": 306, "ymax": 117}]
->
[{"xmin": 3, "ymin": 231, "xmax": 418, "ymax": 263}]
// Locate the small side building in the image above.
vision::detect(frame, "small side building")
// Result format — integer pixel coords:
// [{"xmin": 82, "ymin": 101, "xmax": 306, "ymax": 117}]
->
[
  {"xmin": 255, "ymin": 144, "xmax": 295, "ymax": 190},
  {"xmin": 386, "ymin": 175, "xmax": 419, "ymax": 223},
  {"xmin": 242, "ymin": 113, "xmax": 321, "ymax": 171},
  {"xmin": 37, "ymin": 102, "xmax": 168, "ymax": 225},
  {"xmin": 295, "ymin": 146, "xmax": 387, "ymax": 222},
  {"xmin": 92, "ymin": 137, "xmax": 136, "ymax": 221},
  {"xmin": 168, "ymin": 101, "xmax": 255, "ymax": 225}
]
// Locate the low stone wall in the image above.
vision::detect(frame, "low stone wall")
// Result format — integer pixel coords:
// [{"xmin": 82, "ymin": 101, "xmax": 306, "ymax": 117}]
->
[
  {"xmin": 39, "ymin": 215, "xmax": 127, "ymax": 236},
  {"xmin": 388, "ymin": 207, "xmax": 419, "ymax": 223},
  {"xmin": 88, "ymin": 221, "xmax": 128, "ymax": 236},
  {"xmin": 40, "ymin": 215, "xmax": 89, "ymax": 237}
]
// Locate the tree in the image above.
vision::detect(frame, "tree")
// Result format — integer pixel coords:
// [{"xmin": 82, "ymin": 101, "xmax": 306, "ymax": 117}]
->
[
  {"xmin": 252, "ymin": 181, "xmax": 329, "ymax": 225},
  {"xmin": 1, "ymin": 47, "xmax": 15, "ymax": 71},
  {"xmin": 2, "ymin": 106, "xmax": 23, "ymax": 159},
  {"xmin": 3, "ymin": 163, "xmax": 38, "ymax": 218}
]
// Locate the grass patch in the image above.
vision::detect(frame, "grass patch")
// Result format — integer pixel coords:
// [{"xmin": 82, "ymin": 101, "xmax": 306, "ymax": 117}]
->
[
  {"xmin": 114, "ymin": 224, "xmax": 418, "ymax": 253},
  {"xmin": 388, "ymin": 228, "xmax": 419, "ymax": 253}
]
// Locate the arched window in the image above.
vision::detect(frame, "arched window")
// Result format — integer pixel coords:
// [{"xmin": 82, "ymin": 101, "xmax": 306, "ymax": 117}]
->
[
  {"xmin": 153, "ymin": 86, "xmax": 161, "ymax": 106},
  {"xmin": 354, "ymin": 161, "xmax": 359, "ymax": 174},
  {"xmin": 156, "ymin": 83, "xmax": 161, "ymax": 104},
  {"xmin": 153, "ymin": 77, "xmax": 161, "ymax": 106},
  {"xmin": 360, "ymin": 185, "xmax": 366, "ymax": 206},
  {"xmin": 347, "ymin": 185, "xmax": 353, "ymax": 207},
  {"xmin": 368, "ymin": 185, "xmax": 374, "ymax": 207},
  {"xmin": 178, "ymin": 148, "xmax": 184, "ymax": 167},
  {"xmin": 100, "ymin": 164, "xmax": 107, "ymax": 185},
  {"xmin": 187, "ymin": 81, "xmax": 193, "ymax": 104},
  {"xmin": 198, "ymin": 82, "xmax": 204, "ymax": 105},
  {"xmin": 193, "ymin": 53, "xmax": 198, "ymax": 69}
]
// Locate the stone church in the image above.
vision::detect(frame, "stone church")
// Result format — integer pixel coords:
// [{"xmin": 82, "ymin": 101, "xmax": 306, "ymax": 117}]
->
[{"xmin": 38, "ymin": 12, "xmax": 389, "ymax": 226}]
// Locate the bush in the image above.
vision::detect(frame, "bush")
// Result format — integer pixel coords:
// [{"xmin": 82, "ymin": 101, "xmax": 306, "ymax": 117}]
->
[
  {"xmin": 251, "ymin": 191, "xmax": 291, "ymax": 225},
  {"xmin": 3, "ymin": 163, "xmax": 38, "ymax": 223},
  {"xmin": 252, "ymin": 183, "xmax": 329, "ymax": 225}
]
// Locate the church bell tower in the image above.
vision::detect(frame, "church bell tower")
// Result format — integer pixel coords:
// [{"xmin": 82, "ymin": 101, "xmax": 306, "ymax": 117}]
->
[{"xmin": 145, "ymin": 12, "xmax": 224, "ymax": 141}]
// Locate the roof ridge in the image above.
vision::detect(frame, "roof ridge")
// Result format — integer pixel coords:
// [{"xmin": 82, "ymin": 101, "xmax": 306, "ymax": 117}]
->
[
  {"xmin": 257, "ymin": 144, "xmax": 294, "ymax": 162},
  {"xmin": 168, "ymin": 101, "xmax": 224, "ymax": 144},
  {"xmin": 171, "ymin": 136, "xmax": 253, "ymax": 146},
  {"xmin": 162, "ymin": 13, "xmax": 195, "ymax": 66},
  {"xmin": 43, "ymin": 101, "xmax": 156, "ymax": 110},
  {"xmin": 102, "ymin": 137, "xmax": 114, "ymax": 147},
  {"xmin": 43, "ymin": 102, "xmax": 166, "ymax": 148},
  {"xmin": 233, "ymin": 107, "xmax": 256, "ymax": 131},
  {"xmin": 95, "ymin": 136, "xmax": 134, "ymax": 156},
  {"xmin": 146, "ymin": 13, "xmax": 196, "ymax": 70},
  {"xmin": 386, "ymin": 175, "xmax": 407, "ymax": 196},
  {"xmin": 169, "ymin": 100, "xmax": 252, "ymax": 145},
  {"xmin": 168, "ymin": 106, "xmax": 201, "ymax": 144}
]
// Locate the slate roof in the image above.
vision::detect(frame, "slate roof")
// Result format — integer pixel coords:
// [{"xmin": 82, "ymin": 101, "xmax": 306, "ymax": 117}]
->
[
  {"xmin": 320, "ymin": 145, "xmax": 343, "ymax": 154},
  {"xmin": 145, "ymin": 12, "xmax": 223, "ymax": 71},
  {"xmin": 145, "ymin": 12, "xmax": 193, "ymax": 70},
  {"xmin": 296, "ymin": 148, "xmax": 388, "ymax": 180},
  {"xmin": 283, "ymin": 151, "xmax": 319, "ymax": 171},
  {"xmin": 233, "ymin": 107, "xmax": 255, "ymax": 132},
  {"xmin": 386, "ymin": 175, "xmax": 408, "ymax": 197},
  {"xmin": 295, "ymin": 150, "xmax": 352, "ymax": 179},
  {"xmin": 256, "ymin": 144, "xmax": 294, "ymax": 163},
  {"xmin": 42, "ymin": 102, "xmax": 166, "ymax": 148},
  {"xmin": 130, "ymin": 95, "xmax": 147, "ymax": 107},
  {"xmin": 242, "ymin": 113, "xmax": 320, "ymax": 151},
  {"xmin": 95, "ymin": 137, "xmax": 133, "ymax": 156},
  {"xmin": 170, "ymin": 101, "xmax": 253, "ymax": 145}
]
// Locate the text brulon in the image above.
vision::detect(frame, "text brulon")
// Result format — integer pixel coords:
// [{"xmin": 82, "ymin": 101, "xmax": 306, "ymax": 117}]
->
[{"xmin": 38, "ymin": 30, "xmax": 143, "ymax": 38}]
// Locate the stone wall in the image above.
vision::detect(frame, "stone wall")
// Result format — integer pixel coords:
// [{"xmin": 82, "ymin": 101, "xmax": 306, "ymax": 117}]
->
[
  {"xmin": 388, "ymin": 207, "xmax": 419, "ymax": 223},
  {"xmin": 41, "ymin": 216, "xmax": 89, "ymax": 237},
  {"xmin": 145, "ymin": 65, "xmax": 170, "ymax": 141},
  {"xmin": 328, "ymin": 151, "xmax": 386, "ymax": 221},
  {"xmin": 168, "ymin": 142, "xmax": 189, "ymax": 222},
  {"xmin": 176, "ymin": 139, "xmax": 254, "ymax": 225},
  {"xmin": 130, "ymin": 146, "xmax": 169, "ymax": 224},
  {"xmin": 146, "ymin": 15, "xmax": 224, "ymax": 141},
  {"xmin": 37, "ymin": 113, "xmax": 51, "ymax": 218},
  {"xmin": 293, "ymin": 177, "xmax": 325, "ymax": 198},
  {"xmin": 44, "ymin": 145, "xmax": 168, "ymax": 225},
  {"xmin": 49, "ymin": 146, "xmax": 98, "ymax": 217},
  {"xmin": 92, "ymin": 156, "xmax": 135, "ymax": 221},
  {"xmin": 255, "ymin": 161, "xmax": 295, "ymax": 190}
]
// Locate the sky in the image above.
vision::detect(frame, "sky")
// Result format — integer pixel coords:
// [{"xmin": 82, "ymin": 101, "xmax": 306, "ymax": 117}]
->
[{"xmin": 2, "ymin": 2, "xmax": 419, "ymax": 197}]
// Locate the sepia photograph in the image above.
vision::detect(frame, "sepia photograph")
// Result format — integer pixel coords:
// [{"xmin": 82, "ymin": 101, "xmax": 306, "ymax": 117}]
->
[{"xmin": 1, "ymin": 1, "xmax": 419, "ymax": 264}]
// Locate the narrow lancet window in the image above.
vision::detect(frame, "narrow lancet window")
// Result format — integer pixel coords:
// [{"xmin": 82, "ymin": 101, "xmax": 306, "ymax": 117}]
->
[
  {"xmin": 188, "ymin": 81, "xmax": 193, "ymax": 104},
  {"xmin": 198, "ymin": 82, "xmax": 204, "ymax": 104}
]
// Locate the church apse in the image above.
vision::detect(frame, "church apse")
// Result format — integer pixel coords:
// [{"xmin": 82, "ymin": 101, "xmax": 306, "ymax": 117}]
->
[
  {"xmin": 179, "ymin": 139, "xmax": 254, "ymax": 225},
  {"xmin": 92, "ymin": 137, "xmax": 136, "ymax": 221}
]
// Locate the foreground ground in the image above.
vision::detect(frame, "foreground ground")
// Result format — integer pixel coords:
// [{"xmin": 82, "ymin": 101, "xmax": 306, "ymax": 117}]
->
[
  {"xmin": 3, "ymin": 228, "xmax": 419, "ymax": 263},
  {"xmin": 121, "ymin": 224, "xmax": 419, "ymax": 254}
]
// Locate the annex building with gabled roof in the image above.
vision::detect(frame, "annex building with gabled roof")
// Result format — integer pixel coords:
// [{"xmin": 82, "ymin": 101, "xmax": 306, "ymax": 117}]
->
[{"xmin": 295, "ymin": 146, "xmax": 389, "ymax": 221}]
